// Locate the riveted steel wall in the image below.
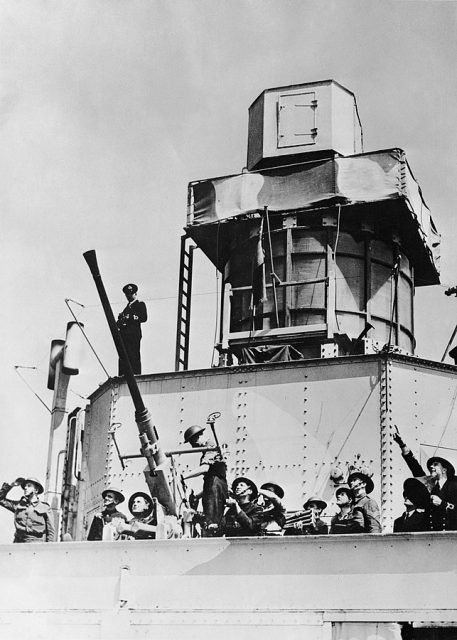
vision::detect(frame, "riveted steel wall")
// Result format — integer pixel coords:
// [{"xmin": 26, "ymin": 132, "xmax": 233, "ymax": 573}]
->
[
  {"xmin": 78, "ymin": 357, "xmax": 383, "ymax": 538},
  {"xmin": 78, "ymin": 355, "xmax": 457, "ymax": 541},
  {"xmin": 386, "ymin": 359, "xmax": 457, "ymax": 523}
]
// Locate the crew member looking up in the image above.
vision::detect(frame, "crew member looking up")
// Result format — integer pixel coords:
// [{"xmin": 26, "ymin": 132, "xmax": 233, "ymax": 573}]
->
[
  {"xmin": 347, "ymin": 472, "xmax": 382, "ymax": 533},
  {"xmin": 87, "ymin": 486, "xmax": 127, "ymax": 541},
  {"xmin": 330, "ymin": 486, "xmax": 364, "ymax": 534},
  {"xmin": 0, "ymin": 477, "xmax": 55, "ymax": 543},
  {"xmin": 223, "ymin": 477, "xmax": 263, "ymax": 537},
  {"xmin": 181, "ymin": 424, "xmax": 228, "ymax": 536},
  {"xmin": 117, "ymin": 283, "xmax": 147, "ymax": 375},
  {"xmin": 258, "ymin": 482, "xmax": 286, "ymax": 535},
  {"xmin": 393, "ymin": 430, "xmax": 457, "ymax": 531},
  {"xmin": 117, "ymin": 492, "xmax": 164, "ymax": 540}
]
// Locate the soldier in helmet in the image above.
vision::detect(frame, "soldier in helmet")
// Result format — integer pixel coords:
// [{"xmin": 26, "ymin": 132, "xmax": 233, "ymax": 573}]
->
[
  {"xmin": 117, "ymin": 283, "xmax": 147, "ymax": 375},
  {"xmin": 87, "ymin": 486, "xmax": 128, "ymax": 541},
  {"xmin": 330, "ymin": 486, "xmax": 365, "ymax": 535},
  {"xmin": 347, "ymin": 472, "xmax": 382, "ymax": 533},
  {"xmin": 223, "ymin": 477, "xmax": 263, "ymax": 537},
  {"xmin": 181, "ymin": 424, "xmax": 228, "ymax": 536},
  {"xmin": 117, "ymin": 492, "xmax": 166, "ymax": 540},
  {"xmin": 258, "ymin": 482, "xmax": 286, "ymax": 535},
  {"xmin": 0, "ymin": 477, "xmax": 55, "ymax": 543},
  {"xmin": 285, "ymin": 496, "xmax": 328, "ymax": 535}
]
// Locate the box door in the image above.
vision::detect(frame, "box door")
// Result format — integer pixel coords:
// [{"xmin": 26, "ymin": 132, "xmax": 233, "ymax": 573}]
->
[{"xmin": 277, "ymin": 91, "xmax": 317, "ymax": 148}]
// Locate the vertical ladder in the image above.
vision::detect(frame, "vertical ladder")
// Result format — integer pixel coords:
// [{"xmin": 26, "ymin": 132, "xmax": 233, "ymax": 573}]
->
[{"xmin": 175, "ymin": 235, "xmax": 195, "ymax": 371}]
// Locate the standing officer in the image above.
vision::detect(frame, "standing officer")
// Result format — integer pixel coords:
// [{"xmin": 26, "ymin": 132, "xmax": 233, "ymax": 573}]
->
[
  {"xmin": 0, "ymin": 477, "xmax": 55, "ymax": 543},
  {"xmin": 87, "ymin": 486, "xmax": 127, "ymax": 541},
  {"xmin": 181, "ymin": 424, "xmax": 228, "ymax": 536},
  {"xmin": 117, "ymin": 283, "xmax": 147, "ymax": 375}
]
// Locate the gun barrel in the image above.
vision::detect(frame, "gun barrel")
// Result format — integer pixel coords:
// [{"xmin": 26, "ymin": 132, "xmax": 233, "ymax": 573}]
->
[{"xmin": 83, "ymin": 249, "xmax": 176, "ymax": 515}]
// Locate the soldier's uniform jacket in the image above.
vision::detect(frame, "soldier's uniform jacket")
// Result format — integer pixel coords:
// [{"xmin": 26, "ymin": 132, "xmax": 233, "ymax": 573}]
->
[
  {"xmin": 353, "ymin": 495, "xmax": 382, "ymax": 533},
  {"xmin": 223, "ymin": 500, "xmax": 263, "ymax": 537},
  {"xmin": 330, "ymin": 507, "xmax": 365, "ymax": 534},
  {"xmin": 393, "ymin": 509, "xmax": 429, "ymax": 533},
  {"xmin": 199, "ymin": 439, "xmax": 227, "ymax": 480},
  {"xmin": 0, "ymin": 482, "xmax": 55, "ymax": 543},
  {"xmin": 117, "ymin": 299, "xmax": 147, "ymax": 339}
]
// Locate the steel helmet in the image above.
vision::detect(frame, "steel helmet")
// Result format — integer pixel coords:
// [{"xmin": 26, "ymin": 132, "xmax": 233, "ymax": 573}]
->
[
  {"xmin": 20, "ymin": 477, "xmax": 44, "ymax": 495},
  {"xmin": 102, "ymin": 486, "xmax": 125, "ymax": 504},
  {"xmin": 184, "ymin": 425, "xmax": 205, "ymax": 443}
]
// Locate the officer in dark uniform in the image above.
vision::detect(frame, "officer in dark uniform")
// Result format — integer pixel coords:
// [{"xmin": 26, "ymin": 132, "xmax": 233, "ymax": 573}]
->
[
  {"xmin": 117, "ymin": 283, "xmax": 147, "ymax": 375},
  {"xmin": 393, "ymin": 430, "xmax": 457, "ymax": 531},
  {"xmin": 393, "ymin": 478, "xmax": 431, "ymax": 533},
  {"xmin": 0, "ymin": 477, "xmax": 55, "ymax": 543}
]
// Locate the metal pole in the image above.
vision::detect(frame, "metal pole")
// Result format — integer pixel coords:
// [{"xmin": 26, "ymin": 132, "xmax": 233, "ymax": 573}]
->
[{"xmin": 264, "ymin": 206, "xmax": 280, "ymax": 328}]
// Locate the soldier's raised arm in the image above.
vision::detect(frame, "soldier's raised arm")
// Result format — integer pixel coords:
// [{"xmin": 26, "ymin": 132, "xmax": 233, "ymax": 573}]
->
[{"xmin": 393, "ymin": 427, "xmax": 426, "ymax": 478}]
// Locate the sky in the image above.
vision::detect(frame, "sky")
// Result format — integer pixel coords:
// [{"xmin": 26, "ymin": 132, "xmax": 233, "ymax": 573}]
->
[{"xmin": 0, "ymin": 0, "xmax": 456, "ymax": 542}]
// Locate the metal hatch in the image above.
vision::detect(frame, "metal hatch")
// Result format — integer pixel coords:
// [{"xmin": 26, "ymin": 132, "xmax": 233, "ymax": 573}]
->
[{"xmin": 277, "ymin": 91, "xmax": 317, "ymax": 148}]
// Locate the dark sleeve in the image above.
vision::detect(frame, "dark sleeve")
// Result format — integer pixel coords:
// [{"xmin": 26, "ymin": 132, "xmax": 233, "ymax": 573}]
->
[
  {"xmin": 312, "ymin": 519, "xmax": 328, "ymax": 535},
  {"xmin": 268, "ymin": 500, "xmax": 286, "ymax": 528},
  {"xmin": 45, "ymin": 508, "xmax": 56, "ymax": 542},
  {"xmin": 0, "ymin": 483, "xmax": 17, "ymax": 513},
  {"xmin": 274, "ymin": 508, "xmax": 286, "ymax": 529},
  {"xmin": 442, "ymin": 480, "xmax": 457, "ymax": 511},
  {"xmin": 351, "ymin": 507, "xmax": 365, "ymax": 532},
  {"xmin": 402, "ymin": 450, "xmax": 426, "ymax": 478},
  {"xmin": 330, "ymin": 513, "xmax": 364, "ymax": 535},
  {"xmin": 137, "ymin": 301, "xmax": 147, "ymax": 323},
  {"xmin": 87, "ymin": 515, "xmax": 103, "ymax": 541},
  {"xmin": 237, "ymin": 504, "xmax": 263, "ymax": 533}
]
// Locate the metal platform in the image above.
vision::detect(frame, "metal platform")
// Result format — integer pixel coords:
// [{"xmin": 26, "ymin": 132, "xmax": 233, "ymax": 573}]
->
[{"xmin": 0, "ymin": 534, "xmax": 456, "ymax": 639}]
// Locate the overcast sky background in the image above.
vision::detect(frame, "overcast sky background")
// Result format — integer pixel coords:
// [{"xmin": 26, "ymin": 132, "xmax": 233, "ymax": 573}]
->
[{"xmin": 0, "ymin": 0, "xmax": 456, "ymax": 542}]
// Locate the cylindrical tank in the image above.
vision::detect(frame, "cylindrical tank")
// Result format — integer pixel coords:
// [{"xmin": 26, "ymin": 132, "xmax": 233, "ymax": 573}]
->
[{"xmin": 226, "ymin": 211, "xmax": 414, "ymax": 358}]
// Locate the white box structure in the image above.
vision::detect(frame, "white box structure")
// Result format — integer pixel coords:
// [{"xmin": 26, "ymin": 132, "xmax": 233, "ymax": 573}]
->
[{"xmin": 247, "ymin": 79, "xmax": 363, "ymax": 170}]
